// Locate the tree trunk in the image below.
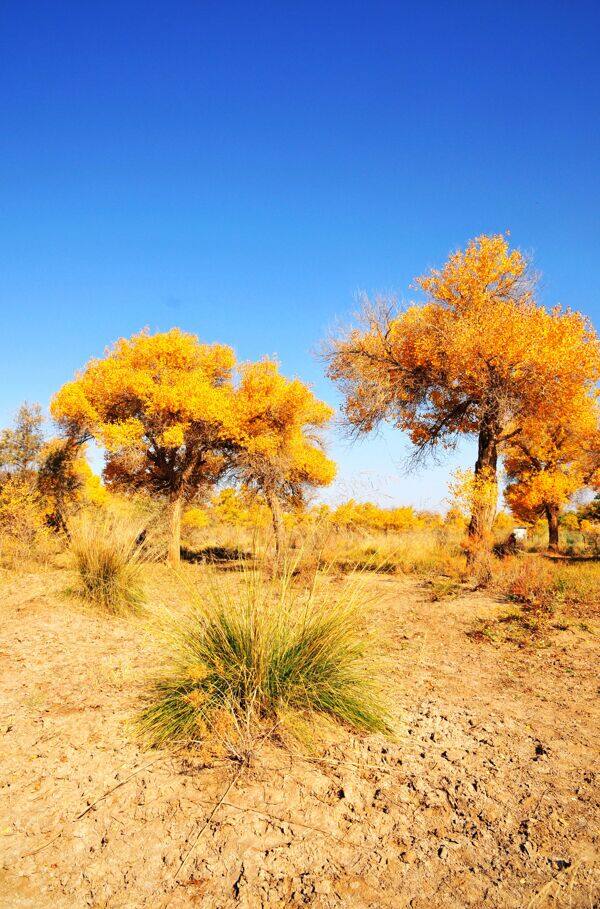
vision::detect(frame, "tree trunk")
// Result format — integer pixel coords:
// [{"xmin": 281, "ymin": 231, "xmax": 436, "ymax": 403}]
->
[
  {"xmin": 266, "ymin": 488, "xmax": 285, "ymax": 569},
  {"xmin": 167, "ymin": 494, "xmax": 183, "ymax": 566},
  {"xmin": 466, "ymin": 413, "xmax": 500, "ymax": 566},
  {"xmin": 545, "ymin": 504, "xmax": 560, "ymax": 552}
]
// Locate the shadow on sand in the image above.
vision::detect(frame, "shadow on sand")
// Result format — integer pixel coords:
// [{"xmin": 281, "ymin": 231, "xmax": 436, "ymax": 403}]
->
[{"xmin": 180, "ymin": 545, "xmax": 254, "ymax": 570}]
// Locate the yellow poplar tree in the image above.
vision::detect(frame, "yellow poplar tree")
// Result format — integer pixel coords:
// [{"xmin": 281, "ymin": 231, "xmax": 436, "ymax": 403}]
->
[
  {"xmin": 51, "ymin": 329, "xmax": 238, "ymax": 565},
  {"xmin": 234, "ymin": 359, "xmax": 336, "ymax": 560},
  {"xmin": 325, "ymin": 234, "xmax": 600, "ymax": 560},
  {"xmin": 504, "ymin": 393, "xmax": 600, "ymax": 550}
]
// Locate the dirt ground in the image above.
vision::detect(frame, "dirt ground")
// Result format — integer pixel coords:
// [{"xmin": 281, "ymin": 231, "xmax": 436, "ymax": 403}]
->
[{"xmin": 1, "ymin": 567, "xmax": 598, "ymax": 908}]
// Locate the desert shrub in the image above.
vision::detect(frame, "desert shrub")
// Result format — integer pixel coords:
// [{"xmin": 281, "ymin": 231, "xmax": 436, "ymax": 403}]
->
[
  {"xmin": 138, "ymin": 569, "xmax": 393, "ymax": 752},
  {"xmin": 0, "ymin": 531, "xmax": 58, "ymax": 571},
  {"xmin": 69, "ymin": 511, "xmax": 149, "ymax": 614},
  {"xmin": 0, "ymin": 475, "xmax": 58, "ymax": 568},
  {"xmin": 493, "ymin": 556, "xmax": 600, "ymax": 611},
  {"xmin": 0, "ymin": 475, "xmax": 44, "ymax": 540},
  {"xmin": 468, "ymin": 556, "xmax": 600, "ymax": 647},
  {"xmin": 494, "ymin": 556, "xmax": 556, "ymax": 610},
  {"xmin": 580, "ymin": 519, "xmax": 600, "ymax": 556}
]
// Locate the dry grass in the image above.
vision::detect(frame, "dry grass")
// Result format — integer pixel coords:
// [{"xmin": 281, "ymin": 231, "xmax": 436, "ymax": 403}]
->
[
  {"xmin": 493, "ymin": 555, "xmax": 600, "ymax": 611},
  {"xmin": 320, "ymin": 529, "xmax": 464, "ymax": 578},
  {"xmin": 68, "ymin": 510, "xmax": 150, "ymax": 614},
  {"xmin": 2, "ymin": 542, "xmax": 598, "ymax": 907},
  {"xmin": 467, "ymin": 554, "xmax": 600, "ymax": 647}
]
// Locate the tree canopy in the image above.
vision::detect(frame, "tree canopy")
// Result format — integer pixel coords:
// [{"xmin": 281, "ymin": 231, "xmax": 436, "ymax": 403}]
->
[
  {"xmin": 234, "ymin": 359, "xmax": 336, "ymax": 557},
  {"xmin": 504, "ymin": 393, "xmax": 600, "ymax": 549},
  {"xmin": 326, "ymin": 234, "xmax": 600, "ymax": 557},
  {"xmin": 0, "ymin": 402, "xmax": 44, "ymax": 476},
  {"xmin": 52, "ymin": 329, "xmax": 335, "ymax": 564}
]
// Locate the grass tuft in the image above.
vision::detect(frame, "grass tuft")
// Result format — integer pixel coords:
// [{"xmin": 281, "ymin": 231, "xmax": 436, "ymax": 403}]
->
[
  {"xmin": 138, "ymin": 567, "xmax": 394, "ymax": 753},
  {"xmin": 69, "ymin": 510, "xmax": 148, "ymax": 614}
]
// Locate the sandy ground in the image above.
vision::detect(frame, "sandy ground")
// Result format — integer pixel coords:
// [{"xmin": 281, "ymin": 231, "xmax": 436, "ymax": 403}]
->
[{"xmin": 1, "ymin": 568, "xmax": 598, "ymax": 908}]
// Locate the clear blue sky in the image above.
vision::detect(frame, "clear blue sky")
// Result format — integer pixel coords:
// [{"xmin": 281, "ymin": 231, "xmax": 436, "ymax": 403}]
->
[{"xmin": 1, "ymin": 1, "xmax": 599, "ymax": 509}]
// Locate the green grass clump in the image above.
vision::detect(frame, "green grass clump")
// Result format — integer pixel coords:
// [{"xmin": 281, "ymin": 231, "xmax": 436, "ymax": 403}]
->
[
  {"xmin": 69, "ymin": 511, "xmax": 147, "ymax": 614},
  {"xmin": 138, "ymin": 569, "xmax": 394, "ymax": 751}
]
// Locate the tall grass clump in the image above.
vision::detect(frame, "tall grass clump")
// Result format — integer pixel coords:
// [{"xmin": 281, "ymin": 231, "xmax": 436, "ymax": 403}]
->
[
  {"xmin": 69, "ymin": 510, "xmax": 148, "ymax": 614},
  {"xmin": 138, "ymin": 567, "xmax": 394, "ymax": 753}
]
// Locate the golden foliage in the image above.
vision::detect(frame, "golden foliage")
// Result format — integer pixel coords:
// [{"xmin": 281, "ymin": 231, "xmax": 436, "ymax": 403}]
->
[
  {"xmin": 51, "ymin": 328, "xmax": 238, "ymax": 500},
  {"xmin": 328, "ymin": 235, "xmax": 599, "ymax": 447},
  {"xmin": 235, "ymin": 358, "xmax": 336, "ymax": 498},
  {"xmin": 51, "ymin": 330, "xmax": 336, "ymax": 564},
  {"xmin": 327, "ymin": 499, "xmax": 439, "ymax": 533},
  {"xmin": 0, "ymin": 474, "xmax": 46, "ymax": 543},
  {"xmin": 326, "ymin": 234, "xmax": 600, "ymax": 550},
  {"xmin": 504, "ymin": 392, "xmax": 600, "ymax": 538}
]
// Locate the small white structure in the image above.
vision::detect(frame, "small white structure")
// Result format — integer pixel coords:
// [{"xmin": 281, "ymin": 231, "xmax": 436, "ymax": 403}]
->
[{"xmin": 513, "ymin": 527, "xmax": 527, "ymax": 542}]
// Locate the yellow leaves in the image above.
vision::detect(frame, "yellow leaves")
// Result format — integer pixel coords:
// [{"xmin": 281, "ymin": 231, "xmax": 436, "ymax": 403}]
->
[
  {"xmin": 235, "ymin": 358, "xmax": 336, "ymax": 493},
  {"xmin": 328, "ymin": 499, "xmax": 437, "ymax": 532},
  {"xmin": 73, "ymin": 456, "xmax": 109, "ymax": 507},
  {"xmin": 504, "ymin": 389, "xmax": 599, "ymax": 522},
  {"xmin": 0, "ymin": 474, "xmax": 46, "ymax": 540},
  {"xmin": 326, "ymin": 234, "xmax": 600, "ymax": 468},
  {"xmin": 416, "ymin": 234, "xmax": 528, "ymax": 313},
  {"xmin": 52, "ymin": 329, "xmax": 237, "ymax": 444},
  {"xmin": 159, "ymin": 424, "xmax": 186, "ymax": 448},
  {"xmin": 237, "ymin": 359, "xmax": 333, "ymax": 439},
  {"xmin": 448, "ymin": 467, "xmax": 498, "ymax": 519},
  {"xmin": 182, "ymin": 506, "xmax": 210, "ymax": 529},
  {"xmin": 100, "ymin": 418, "xmax": 146, "ymax": 451},
  {"xmin": 113, "ymin": 329, "xmax": 235, "ymax": 381},
  {"xmin": 210, "ymin": 488, "xmax": 271, "ymax": 528},
  {"xmin": 51, "ymin": 380, "xmax": 99, "ymax": 428},
  {"xmin": 50, "ymin": 329, "xmax": 337, "ymax": 507},
  {"xmin": 505, "ymin": 464, "xmax": 586, "ymax": 521}
]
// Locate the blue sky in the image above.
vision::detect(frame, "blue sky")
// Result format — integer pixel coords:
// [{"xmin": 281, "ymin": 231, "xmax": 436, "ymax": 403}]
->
[{"xmin": 1, "ymin": 1, "xmax": 599, "ymax": 508}]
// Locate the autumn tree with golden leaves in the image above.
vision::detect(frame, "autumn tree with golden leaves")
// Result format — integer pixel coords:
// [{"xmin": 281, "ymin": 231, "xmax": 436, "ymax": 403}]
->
[
  {"xmin": 233, "ymin": 359, "xmax": 336, "ymax": 560},
  {"xmin": 51, "ymin": 329, "xmax": 239, "ymax": 565},
  {"xmin": 325, "ymin": 234, "xmax": 600, "ymax": 561},
  {"xmin": 52, "ymin": 330, "xmax": 336, "ymax": 566},
  {"xmin": 504, "ymin": 393, "xmax": 600, "ymax": 550}
]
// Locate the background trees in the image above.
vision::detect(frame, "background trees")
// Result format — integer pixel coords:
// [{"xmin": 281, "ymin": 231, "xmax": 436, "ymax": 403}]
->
[
  {"xmin": 37, "ymin": 439, "xmax": 106, "ymax": 535},
  {"xmin": 51, "ymin": 329, "xmax": 239, "ymax": 565},
  {"xmin": 326, "ymin": 234, "xmax": 600, "ymax": 560},
  {"xmin": 504, "ymin": 395, "xmax": 600, "ymax": 550},
  {"xmin": 0, "ymin": 402, "xmax": 44, "ymax": 478},
  {"xmin": 51, "ymin": 331, "xmax": 336, "ymax": 565},
  {"xmin": 234, "ymin": 359, "xmax": 336, "ymax": 561},
  {"xmin": 12, "ymin": 239, "xmax": 599, "ymax": 568},
  {"xmin": 0, "ymin": 402, "xmax": 45, "ymax": 545},
  {"xmin": 0, "ymin": 403, "xmax": 104, "ymax": 547}
]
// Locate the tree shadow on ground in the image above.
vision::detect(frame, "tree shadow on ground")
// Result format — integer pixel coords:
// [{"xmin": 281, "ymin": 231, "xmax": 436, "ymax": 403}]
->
[
  {"xmin": 181, "ymin": 545, "xmax": 253, "ymax": 569},
  {"xmin": 541, "ymin": 552, "xmax": 600, "ymax": 563}
]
